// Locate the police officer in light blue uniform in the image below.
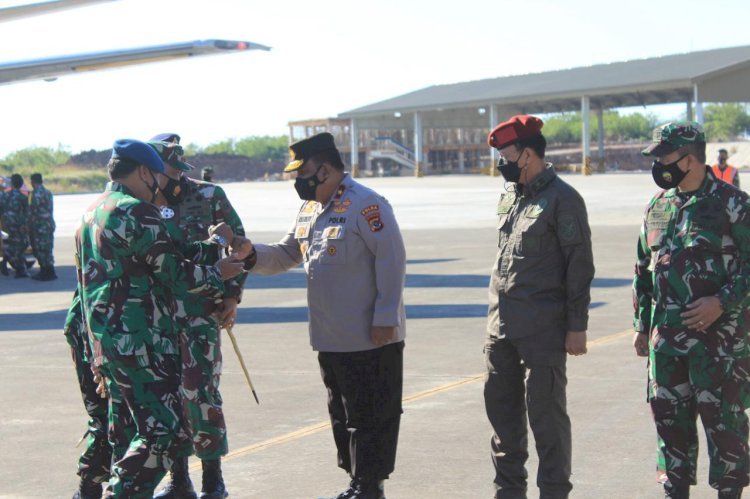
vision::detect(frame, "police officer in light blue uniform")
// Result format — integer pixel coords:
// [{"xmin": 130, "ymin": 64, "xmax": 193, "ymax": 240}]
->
[{"xmin": 244, "ymin": 132, "xmax": 406, "ymax": 499}]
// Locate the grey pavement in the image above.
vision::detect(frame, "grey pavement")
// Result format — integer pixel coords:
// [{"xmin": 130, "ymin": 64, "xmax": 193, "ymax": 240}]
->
[{"xmin": 1, "ymin": 172, "xmax": 742, "ymax": 499}]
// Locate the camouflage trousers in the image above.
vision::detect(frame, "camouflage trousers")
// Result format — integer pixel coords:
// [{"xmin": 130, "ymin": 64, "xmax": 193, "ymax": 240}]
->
[
  {"xmin": 177, "ymin": 322, "xmax": 228, "ymax": 460},
  {"xmin": 102, "ymin": 354, "xmax": 192, "ymax": 499},
  {"xmin": 649, "ymin": 349, "xmax": 750, "ymax": 493},
  {"xmin": 3, "ymin": 226, "xmax": 27, "ymax": 271},
  {"xmin": 67, "ymin": 340, "xmax": 112, "ymax": 483},
  {"xmin": 29, "ymin": 230, "xmax": 54, "ymax": 268}
]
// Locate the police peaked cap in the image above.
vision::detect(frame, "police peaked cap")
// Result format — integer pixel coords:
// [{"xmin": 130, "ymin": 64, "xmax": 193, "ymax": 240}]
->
[{"xmin": 284, "ymin": 132, "xmax": 337, "ymax": 173}]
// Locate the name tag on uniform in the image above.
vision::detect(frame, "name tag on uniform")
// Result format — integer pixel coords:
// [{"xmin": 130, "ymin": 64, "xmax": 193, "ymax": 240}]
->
[
  {"xmin": 295, "ymin": 223, "xmax": 310, "ymax": 239},
  {"xmin": 322, "ymin": 225, "xmax": 345, "ymax": 239},
  {"xmin": 647, "ymin": 210, "xmax": 672, "ymax": 229}
]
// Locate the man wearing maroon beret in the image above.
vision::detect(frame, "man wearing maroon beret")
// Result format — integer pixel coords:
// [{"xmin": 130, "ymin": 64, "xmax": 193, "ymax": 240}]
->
[{"xmin": 484, "ymin": 115, "xmax": 595, "ymax": 499}]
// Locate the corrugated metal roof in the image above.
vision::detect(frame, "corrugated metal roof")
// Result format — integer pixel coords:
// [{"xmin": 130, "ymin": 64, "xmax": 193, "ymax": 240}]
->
[{"xmin": 340, "ymin": 45, "xmax": 750, "ymax": 117}]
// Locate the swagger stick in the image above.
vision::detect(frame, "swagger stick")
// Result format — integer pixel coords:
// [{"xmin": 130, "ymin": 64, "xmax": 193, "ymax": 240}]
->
[{"xmin": 225, "ymin": 325, "xmax": 260, "ymax": 404}]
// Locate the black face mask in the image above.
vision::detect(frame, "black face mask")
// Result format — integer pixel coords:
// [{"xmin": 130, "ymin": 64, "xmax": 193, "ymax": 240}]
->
[
  {"xmin": 652, "ymin": 154, "xmax": 688, "ymax": 190},
  {"xmin": 162, "ymin": 176, "xmax": 184, "ymax": 205},
  {"xmin": 294, "ymin": 165, "xmax": 324, "ymax": 201},
  {"xmin": 497, "ymin": 149, "xmax": 525, "ymax": 183},
  {"xmin": 143, "ymin": 169, "xmax": 161, "ymax": 204}
]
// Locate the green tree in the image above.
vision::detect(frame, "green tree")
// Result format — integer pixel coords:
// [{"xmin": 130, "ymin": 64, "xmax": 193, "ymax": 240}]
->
[
  {"xmin": 703, "ymin": 103, "xmax": 750, "ymax": 141},
  {"xmin": 1, "ymin": 145, "xmax": 70, "ymax": 174}
]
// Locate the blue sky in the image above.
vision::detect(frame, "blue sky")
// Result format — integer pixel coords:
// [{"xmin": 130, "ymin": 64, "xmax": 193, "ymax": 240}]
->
[{"xmin": 0, "ymin": 0, "xmax": 748, "ymax": 156}]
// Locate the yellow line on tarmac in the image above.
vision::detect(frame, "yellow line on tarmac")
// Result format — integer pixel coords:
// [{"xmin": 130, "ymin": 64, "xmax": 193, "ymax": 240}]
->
[{"xmin": 201, "ymin": 327, "xmax": 632, "ymax": 469}]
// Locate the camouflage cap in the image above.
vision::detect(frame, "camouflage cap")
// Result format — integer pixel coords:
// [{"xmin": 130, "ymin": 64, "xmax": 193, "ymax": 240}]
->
[
  {"xmin": 641, "ymin": 121, "xmax": 705, "ymax": 157},
  {"xmin": 147, "ymin": 141, "xmax": 194, "ymax": 172}
]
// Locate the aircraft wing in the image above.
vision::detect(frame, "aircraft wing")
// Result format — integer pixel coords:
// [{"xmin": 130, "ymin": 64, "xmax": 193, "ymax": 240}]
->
[
  {"xmin": 0, "ymin": 39, "xmax": 271, "ymax": 85},
  {"xmin": 0, "ymin": 0, "xmax": 117, "ymax": 23}
]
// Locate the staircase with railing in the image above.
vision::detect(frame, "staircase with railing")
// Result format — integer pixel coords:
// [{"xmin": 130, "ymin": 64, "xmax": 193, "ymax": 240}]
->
[{"xmin": 369, "ymin": 137, "xmax": 416, "ymax": 170}]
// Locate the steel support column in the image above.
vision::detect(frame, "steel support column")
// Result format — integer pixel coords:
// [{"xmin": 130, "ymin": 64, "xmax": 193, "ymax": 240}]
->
[
  {"xmin": 350, "ymin": 119, "xmax": 359, "ymax": 177},
  {"xmin": 581, "ymin": 96, "xmax": 591, "ymax": 175},
  {"xmin": 414, "ymin": 111, "xmax": 423, "ymax": 177}
]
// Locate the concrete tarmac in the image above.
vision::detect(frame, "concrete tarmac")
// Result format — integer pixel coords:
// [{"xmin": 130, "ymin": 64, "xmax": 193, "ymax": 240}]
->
[{"xmin": 1, "ymin": 172, "xmax": 744, "ymax": 499}]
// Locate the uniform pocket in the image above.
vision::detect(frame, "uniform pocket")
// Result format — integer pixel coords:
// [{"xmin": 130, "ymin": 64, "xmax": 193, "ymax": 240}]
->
[{"xmin": 319, "ymin": 240, "xmax": 347, "ymax": 265}]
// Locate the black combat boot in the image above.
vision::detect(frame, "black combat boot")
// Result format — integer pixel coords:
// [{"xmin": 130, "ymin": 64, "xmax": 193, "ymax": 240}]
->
[
  {"xmin": 14, "ymin": 267, "xmax": 28, "ymax": 278},
  {"xmin": 153, "ymin": 457, "xmax": 197, "ymax": 499},
  {"xmin": 32, "ymin": 266, "xmax": 57, "ymax": 281},
  {"xmin": 718, "ymin": 489, "xmax": 743, "ymax": 499},
  {"xmin": 0, "ymin": 258, "xmax": 8, "ymax": 276},
  {"xmin": 332, "ymin": 478, "xmax": 385, "ymax": 499},
  {"xmin": 664, "ymin": 481, "xmax": 689, "ymax": 499},
  {"xmin": 71, "ymin": 476, "xmax": 102, "ymax": 499},
  {"xmin": 200, "ymin": 459, "xmax": 228, "ymax": 499}
]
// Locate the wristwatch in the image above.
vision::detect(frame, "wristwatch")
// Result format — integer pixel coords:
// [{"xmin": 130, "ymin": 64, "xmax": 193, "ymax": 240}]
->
[{"xmin": 211, "ymin": 234, "xmax": 229, "ymax": 247}]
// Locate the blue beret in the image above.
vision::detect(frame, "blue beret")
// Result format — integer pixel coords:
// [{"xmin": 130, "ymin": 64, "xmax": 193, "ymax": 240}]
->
[
  {"xmin": 111, "ymin": 139, "xmax": 165, "ymax": 174},
  {"xmin": 150, "ymin": 132, "xmax": 181, "ymax": 144}
]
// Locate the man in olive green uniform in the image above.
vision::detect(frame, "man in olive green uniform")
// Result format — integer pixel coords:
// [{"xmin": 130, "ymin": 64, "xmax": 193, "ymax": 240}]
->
[
  {"xmin": 2, "ymin": 174, "xmax": 29, "ymax": 278},
  {"xmin": 633, "ymin": 122, "xmax": 750, "ymax": 499},
  {"xmin": 29, "ymin": 172, "xmax": 57, "ymax": 280},
  {"xmin": 148, "ymin": 135, "xmax": 247, "ymax": 499},
  {"xmin": 484, "ymin": 115, "xmax": 594, "ymax": 499},
  {"xmin": 244, "ymin": 133, "xmax": 406, "ymax": 499},
  {"xmin": 75, "ymin": 139, "xmax": 246, "ymax": 498}
]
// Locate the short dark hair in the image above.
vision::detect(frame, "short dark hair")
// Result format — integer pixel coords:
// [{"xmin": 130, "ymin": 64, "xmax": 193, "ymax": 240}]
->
[
  {"xmin": 312, "ymin": 148, "xmax": 345, "ymax": 171},
  {"xmin": 516, "ymin": 134, "xmax": 547, "ymax": 159},
  {"xmin": 10, "ymin": 174, "xmax": 23, "ymax": 188},
  {"xmin": 718, "ymin": 148, "xmax": 728, "ymax": 155},
  {"xmin": 30, "ymin": 173, "xmax": 42, "ymax": 184},
  {"xmin": 107, "ymin": 157, "xmax": 140, "ymax": 180},
  {"xmin": 685, "ymin": 142, "xmax": 707, "ymax": 164}
]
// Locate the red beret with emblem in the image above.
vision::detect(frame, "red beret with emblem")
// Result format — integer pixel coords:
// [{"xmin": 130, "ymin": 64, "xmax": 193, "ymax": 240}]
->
[{"xmin": 487, "ymin": 115, "xmax": 544, "ymax": 150}]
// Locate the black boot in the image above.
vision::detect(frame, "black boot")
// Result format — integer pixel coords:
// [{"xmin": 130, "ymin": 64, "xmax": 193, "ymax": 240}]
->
[
  {"xmin": 333, "ymin": 479, "xmax": 385, "ymax": 499},
  {"xmin": 719, "ymin": 490, "xmax": 743, "ymax": 499},
  {"xmin": 153, "ymin": 457, "xmax": 197, "ymax": 499},
  {"xmin": 200, "ymin": 459, "xmax": 228, "ymax": 499},
  {"xmin": 71, "ymin": 477, "xmax": 103, "ymax": 499},
  {"xmin": 664, "ymin": 481, "xmax": 689, "ymax": 499},
  {"xmin": 32, "ymin": 266, "xmax": 57, "ymax": 281},
  {"xmin": 14, "ymin": 267, "xmax": 28, "ymax": 278},
  {"xmin": 0, "ymin": 259, "xmax": 8, "ymax": 276}
]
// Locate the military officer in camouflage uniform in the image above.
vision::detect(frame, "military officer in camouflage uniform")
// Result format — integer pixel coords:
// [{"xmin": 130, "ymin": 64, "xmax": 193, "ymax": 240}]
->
[
  {"xmin": 484, "ymin": 115, "xmax": 594, "ymax": 499},
  {"xmin": 633, "ymin": 122, "xmax": 750, "ymax": 499},
  {"xmin": 65, "ymin": 289, "xmax": 114, "ymax": 499},
  {"xmin": 28, "ymin": 172, "xmax": 57, "ymax": 280},
  {"xmin": 244, "ymin": 132, "xmax": 406, "ymax": 499},
  {"xmin": 1, "ymin": 174, "xmax": 29, "ymax": 278},
  {"xmin": 75, "ymin": 139, "xmax": 246, "ymax": 498},
  {"xmin": 148, "ymin": 135, "xmax": 247, "ymax": 499}
]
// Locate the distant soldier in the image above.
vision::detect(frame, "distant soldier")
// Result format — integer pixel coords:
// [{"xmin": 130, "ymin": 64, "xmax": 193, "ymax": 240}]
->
[
  {"xmin": 64, "ymin": 289, "xmax": 113, "ymax": 499},
  {"xmin": 202, "ymin": 166, "xmax": 214, "ymax": 182},
  {"xmin": 633, "ymin": 122, "xmax": 750, "ymax": 499},
  {"xmin": 484, "ymin": 115, "xmax": 594, "ymax": 499},
  {"xmin": 711, "ymin": 148, "xmax": 741, "ymax": 189},
  {"xmin": 244, "ymin": 132, "xmax": 407, "ymax": 499},
  {"xmin": 75, "ymin": 139, "xmax": 246, "ymax": 498},
  {"xmin": 148, "ymin": 135, "xmax": 247, "ymax": 499},
  {"xmin": 1, "ymin": 173, "xmax": 29, "ymax": 278},
  {"xmin": 28, "ymin": 172, "xmax": 57, "ymax": 280}
]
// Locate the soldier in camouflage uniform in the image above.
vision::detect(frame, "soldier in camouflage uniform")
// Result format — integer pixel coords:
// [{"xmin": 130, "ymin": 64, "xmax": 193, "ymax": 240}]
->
[
  {"xmin": 633, "ymin": 122, "xmax": 750, "ymax": 499},
  {"xmin": 1, "ymin": 174, "xmax": 29, "ymax": 278},
  {"xmin": 28, "ymin": 172, "xmax": 57, "ymax": 280},
  {"xmin": 148, "ymin": 136, "xmax": 247, "ymax": 499},
  {"xmin": 65, "ymin": 289, "xmax": 115, "ymax": 499},
  {"xmin": 75, "ymin": 139, "xmax": 246, "ymax": 499}
]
